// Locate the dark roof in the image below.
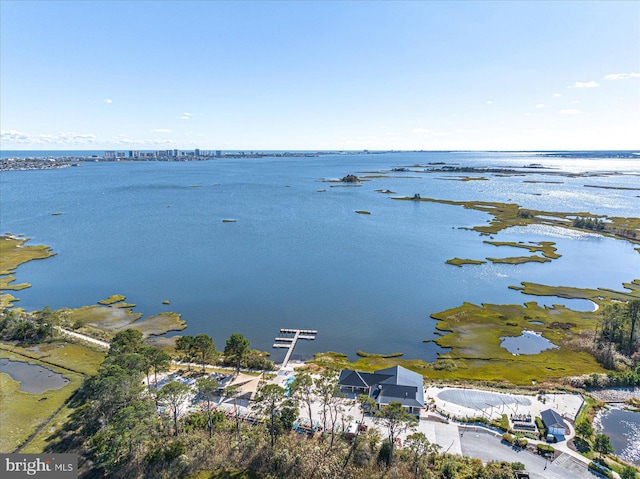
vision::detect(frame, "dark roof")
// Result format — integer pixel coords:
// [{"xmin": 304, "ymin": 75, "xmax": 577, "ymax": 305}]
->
[
  {"xmin": 339, "ymin": 365, "xmax": 425, "ymax": 409},
  {"xmin": 338, "ymin": 370, "xmax": 368, "ymax": 388},
  {"xmin": 541, "ymin": 409, "xmax": 567, "ymax": 430}
]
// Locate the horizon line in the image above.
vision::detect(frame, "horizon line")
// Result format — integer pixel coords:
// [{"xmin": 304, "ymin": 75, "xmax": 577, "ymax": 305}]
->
[{"xmin": 2, "ymin": 148, "xmax": 639, "ymax": 153}]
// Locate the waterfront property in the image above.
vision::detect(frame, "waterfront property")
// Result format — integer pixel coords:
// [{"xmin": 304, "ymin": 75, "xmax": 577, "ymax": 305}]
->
[{"xmin": 338, "ymin": 365, "xmax": 425, "ymax": 415}]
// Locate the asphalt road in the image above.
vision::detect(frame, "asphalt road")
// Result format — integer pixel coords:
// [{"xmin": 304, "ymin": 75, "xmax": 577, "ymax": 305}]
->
[{"xmin": 459, "ymin": 428, "xmax": 599, "ymax": 479}]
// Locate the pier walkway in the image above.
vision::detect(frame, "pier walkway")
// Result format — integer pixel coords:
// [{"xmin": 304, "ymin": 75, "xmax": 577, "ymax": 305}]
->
[{"xmin": 273, "ymin": 328, "xmax": 317, "ymax": 367}]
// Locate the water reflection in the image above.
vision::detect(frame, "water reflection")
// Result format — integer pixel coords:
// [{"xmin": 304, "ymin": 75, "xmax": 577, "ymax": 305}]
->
[
  {"xmin": 0, "ymin": 358, "xmax": 69, "ymax": 394},
  {"xmin": 500, "ymin": 330, "xmax": 558, "ymax": 355},
  {"xmin": 595, "ymin": 406, "xmax": 640, "ymax": 466}
]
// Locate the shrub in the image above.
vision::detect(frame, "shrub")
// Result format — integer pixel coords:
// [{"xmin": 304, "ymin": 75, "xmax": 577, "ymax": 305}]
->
[
  {"xmin": 377, "ymin": 439, "xmax": 391, "ymax": 466},
  {"xmin": 516, "ymin": 438, "xmax": 528, "ymax": 448},
  {"xmin": 164, "ymin": 440, "xmax": 186, "ymax": 462},
  {"xmin": 536, "ymin": 443, "xmax": 554, "ymax": 456},
  {"xmin": 535, "ymin": 416, "xmax": 546, "ymax": 437},
  {"xmin": 433, "ymin": 359, "xmax": 457, "ymax": 371},
  {"xmin": 588, "ymin": 461, "xmax": 613, "ymax": 478},
  {"xmin": 502, "ymin": 433, "xmax": 515, "ymax": 444},
  {"xmin": 498, "ymin": 414, "xmax": 510, "ymax": 432}
]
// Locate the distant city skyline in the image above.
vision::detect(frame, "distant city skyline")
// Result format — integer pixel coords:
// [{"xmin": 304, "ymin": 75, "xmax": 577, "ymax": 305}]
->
[{"xmin": 1, "ymin": 1, "xmax": 638, "ymax": 151}]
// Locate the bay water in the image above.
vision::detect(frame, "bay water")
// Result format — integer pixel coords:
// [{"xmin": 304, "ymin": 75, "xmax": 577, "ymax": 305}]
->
[{"xmin": 1, "ymin": 152, "xmax": 638, "ymax": 362}]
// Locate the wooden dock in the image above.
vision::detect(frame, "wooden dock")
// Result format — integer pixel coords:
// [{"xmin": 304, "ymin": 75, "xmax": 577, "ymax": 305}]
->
[{"xmin": 273, "ymin": 328, "xmax": 317, "ymax": 367}]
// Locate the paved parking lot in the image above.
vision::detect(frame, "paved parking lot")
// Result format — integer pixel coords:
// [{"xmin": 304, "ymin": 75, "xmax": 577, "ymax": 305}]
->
[{"xmin": 459, "ymin": 428, "xmax": 596, "ymax": 479}]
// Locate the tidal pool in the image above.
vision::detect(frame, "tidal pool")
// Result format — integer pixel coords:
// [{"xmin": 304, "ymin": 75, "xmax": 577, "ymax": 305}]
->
[
  {"xmin": 0, "ymin": 358, "xmax": 69, "ymax": 394},
  {"xmin": 500, "ymin": 330, "xmax": 558, "ymax": 355},
  {"xmin": 595, "ymin": 406, "xmax": 640, "ymax": 466}
]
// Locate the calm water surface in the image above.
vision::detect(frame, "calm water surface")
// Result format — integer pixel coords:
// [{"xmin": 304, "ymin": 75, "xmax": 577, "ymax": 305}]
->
[
  {"xmin": 595, "ymin": 406, "xmax": 640, "ymax": 466},
  {"xmin": 1, "ymin": 152, "xmax": 639, "ymax": 361},
  {"xmin": 0, "ymin": 358, "xmax": 69, "ymax": 394}
]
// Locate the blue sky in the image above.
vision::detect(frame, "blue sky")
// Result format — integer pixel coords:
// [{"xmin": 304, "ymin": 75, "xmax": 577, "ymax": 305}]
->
[{"xmin": 1, "ymin": 1, "xmax": 638, "ymax": 150}]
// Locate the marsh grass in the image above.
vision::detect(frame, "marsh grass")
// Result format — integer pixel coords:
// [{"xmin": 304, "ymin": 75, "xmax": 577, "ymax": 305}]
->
[
  {"xmin": 0, "ymin": 236, "xmax": 55, "ymax": 292},
  {"xmin": 97, "ymin": 294, "xmax": 127, "ymax": 305},
  {"xmin": 20, "ymin": 403, "xmax": 76, "ymax": 454},
  {"xmin": 64, "ymin": 305, "xmax": 185, "ymax": 339},
  {"xmin": 0, "ymin": 347, "xmax": 84, "ymax": 452},
  {"xmin": 0, "ymin": 293, "xmax": 18, "ymax": 308},
  {"xmin": 392, "ymin": 197, "xmax": 640, "ymax": 244},
  {"xmin": 446, "ymin": 258, "xmax": 487, "ymax": 267},
  {"xmin": 128, "ymin": 312, "xmax": 186, "ymax": 338},
  {"xmin": 312, "ymin": 286, "xmax": 625, "ymax": 385},
  {"xmin": 1, "ymin": 341, "xmax": 105, "ymax": 376},
  {"xmin": 487, "ymin": 255, "xmax": 551, "ymax": 264},
  {"xmin": 356, "ymin": 351, "xmax": 403, "ymax": 358}
]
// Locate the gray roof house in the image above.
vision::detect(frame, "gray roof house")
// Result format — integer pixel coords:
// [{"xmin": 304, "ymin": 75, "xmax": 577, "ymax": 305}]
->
[
  {"xmin": 540, "ymin": 409, "xmax": 568, "ymax": 438},
  {"xmin": 338, "ymin": 365, "xmax": 425, "ymax": 415}
]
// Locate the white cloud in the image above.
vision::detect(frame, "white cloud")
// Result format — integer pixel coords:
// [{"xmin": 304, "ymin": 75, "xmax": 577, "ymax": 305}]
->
[
  {"xmin": 151, "ymin": 128, "xmax": 172, "ymax": 133},
  {"xmin": 569, "ymin": 81, "xmax": 600, "ymax": 88},
  {"xmin": 179, "ymin": 112, "xmax": 192, "ymax": 120},
  {"xmin": 558, "ymin": 109, "xmax": 582, "ymax": 115},
  {"xmin": 1, "ymin": 129, "xmax": 30, "ymax": 142},
  {"xmin": 486, "ymin": 100, "xmax": 493, "ymax": 105},
  {"xmin": 105, "ymin": 98, "xmax": 113, "ymax": 104},
  {"xmin": 411, "ymin": 128, "xmax": 451, "ymax": 137},
  {"xmin": 553, "ymin": 93, "xmax": 562, "ymax": 97},
  {"xmin": 604, "ymin": 72, "xmax": 640, "ymax": 80},
  {"xmin": 0, "ymin": 129, "xmax": 177, "ymax": 146},
  {"xmin": 571, "ymin": 100, "xmax": 580, "ymax": 104},
  {"xmin": 536, "ymin": 104, "xmax": 545, "ymax": 109}
]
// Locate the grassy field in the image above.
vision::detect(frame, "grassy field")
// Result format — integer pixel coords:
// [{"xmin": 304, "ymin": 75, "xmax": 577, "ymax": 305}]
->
[{"xmin": 0, "ymin": 341, "xmax": 104, "ymax": 452}]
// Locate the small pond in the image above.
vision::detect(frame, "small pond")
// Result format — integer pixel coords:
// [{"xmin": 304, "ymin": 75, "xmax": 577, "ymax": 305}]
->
[
  {"xmin": 0, "ymin": 358, "xmax": 69, "ymax": 394},
  {"xmin": 500, "ymin": 330, "xmax": 558, "ymax": 355},
  {"xmin": 594, "ymin": 406, "xmax": 640, "ymax": 466}
]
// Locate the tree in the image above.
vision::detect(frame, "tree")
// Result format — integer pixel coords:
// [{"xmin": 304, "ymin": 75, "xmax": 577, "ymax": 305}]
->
[
  {"xmin": 254, "ymin": 383, "xmax": 286, "ymax": 448},
  {"xmin": 621, "ymin": 465, "xmax": 638, "ymax": 479},
  {"xmin": 32, "ymin": 306, "xmax": 60, "ymax": 341},
  {"xmin": 375, "ymin": 401, "xmax": 418, "ymax": 467},
  {"xmin": 148, "ymin": 348, "xmax": 172, "ymax": 388},
  {"xmin": 627, "ymin": 300, "xmax": 640, "ymax": 355},
  {"xmin": 175, "ymin": 335, "xmax": 196, "ymax": 370},
  {"xmin": 290, "ymin": 372, "xmax": 314, "ymax": 427},
  {"xmin": 196, "ymin": 377, "xmax": 219, "ymax": 438},
  {"xmin": 314, "ymin": 369, "xmax": 339, "ymax": 432},
  {"xmin": 405, "ymin": 432, "xmax": 438, "ymax": 478},
  {"xmin": 225, "ymin": 333, "xmax": 250, "ymax": 375},
  {"xmin": 109, "ymin": 329, "xmax": 144, "ymax": 356},
  {"xmin": 342, "ymin": 394, "xmax": 377, "ymax": 473},
  {"xmin": 593, "ymin": 433, "xmax": 614, "ymax": 459},
  {"xmin": 86, "ymin": 363, "xmax": 147, "ymax": 428},
  {"xmin": 193, "ymin": 333, "xmax": 216, "ymax": 372},
  {"xmin": 158, "ymin": 380, "xmax": 191, "ymax": 436},
  {"xmin": 575, "ymin": 418, "xmax": 593, "ymax": 440},
  {"xmin": 279, "ymin": 400, "xmax": 298, "ymax": 432},
  {"xmin": 224, "ymin": 384, "xmax": 243, "ymax": 447}
]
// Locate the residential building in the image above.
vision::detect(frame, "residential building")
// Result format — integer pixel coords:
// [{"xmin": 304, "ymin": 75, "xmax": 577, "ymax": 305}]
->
[{"xmin": 338, "ymin": 365, "xmax": 425, "ymax": 415}]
